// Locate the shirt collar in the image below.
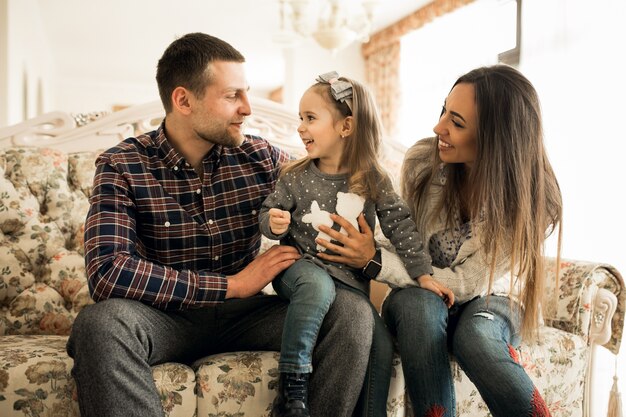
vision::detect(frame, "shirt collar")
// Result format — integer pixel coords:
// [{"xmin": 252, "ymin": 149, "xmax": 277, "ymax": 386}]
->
[{"xmin": 155, "ymin": 120, "xmax": 224, "ymax": 171}]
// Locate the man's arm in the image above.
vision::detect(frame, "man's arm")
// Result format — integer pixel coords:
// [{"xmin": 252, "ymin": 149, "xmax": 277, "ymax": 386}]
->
[
  {"xmin": 84, "ymin": 161, "xmax": 229, "ymax": 309},
  {"xmin": 84, "ymin": 161, "xmax": 299, "ymax": 309}
]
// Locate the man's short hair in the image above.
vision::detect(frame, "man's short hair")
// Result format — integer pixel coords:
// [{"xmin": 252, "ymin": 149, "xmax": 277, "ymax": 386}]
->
[{"xmin": 156, "ymin": 33, "xmax": 245, "ymax": 113}]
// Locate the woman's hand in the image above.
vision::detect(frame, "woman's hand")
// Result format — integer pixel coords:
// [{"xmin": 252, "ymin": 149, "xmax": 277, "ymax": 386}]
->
[
  {"xmin": 316, "ymin": 213, "xmax": 376, "ymax": 269},
  {"xmin": 418, "ymin": 275, "xmax": 455, "ymax": 308}
]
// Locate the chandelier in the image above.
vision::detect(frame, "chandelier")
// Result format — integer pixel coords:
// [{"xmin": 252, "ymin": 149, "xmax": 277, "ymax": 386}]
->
[{"xmin": 275, "ymin": 0, "xmax": 379, "ymax": 53}]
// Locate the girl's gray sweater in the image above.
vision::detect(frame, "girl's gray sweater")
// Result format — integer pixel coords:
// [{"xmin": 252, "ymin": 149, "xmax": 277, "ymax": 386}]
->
[{"xmin": 259, "ymin": 160, "xmax": 432, "ymax": 294}]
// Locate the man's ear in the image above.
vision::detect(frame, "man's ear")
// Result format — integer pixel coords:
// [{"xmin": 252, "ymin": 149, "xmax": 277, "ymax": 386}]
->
[
  {"xmin": 339, "ymin": 116, "xmax": 354, "ymax": 138},
  {"xmin": 171, "ymin": 87, "xmax": 192, "ymax": 115}
]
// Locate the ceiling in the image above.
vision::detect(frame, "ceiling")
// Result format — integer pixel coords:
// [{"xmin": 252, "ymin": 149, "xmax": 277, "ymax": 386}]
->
[{"xmin": 36, "ymin": 0, "xmax": 432, "ymax": 93}]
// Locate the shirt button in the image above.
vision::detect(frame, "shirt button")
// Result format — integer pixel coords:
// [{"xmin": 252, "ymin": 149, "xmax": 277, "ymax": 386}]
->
[
  {"xmin": 208, "ymin": 219, "xmax": 214, "ymax": 225},
  {"xmin": 214, "ymin": 256, "xmax": 219, "ymax": 261},
  {"xmin": 173, "ymin": 166, "xmax": 179, "ymax": 171},
  {"xmin": 164, "ymin": 221, "xmax": 171, "ymax": 227},
  {"xmin": 251, "ymin": 210, "xmax": 257, "ymax": 215},
  {"xmin": 196, "ymin": 189, "xmax": 201, "ymax": 194}
]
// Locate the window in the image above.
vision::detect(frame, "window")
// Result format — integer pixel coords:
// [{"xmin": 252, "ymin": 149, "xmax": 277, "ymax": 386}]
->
[{"xmin": 395, "ymin": 0, "xmax": 518, "ymax": 147}]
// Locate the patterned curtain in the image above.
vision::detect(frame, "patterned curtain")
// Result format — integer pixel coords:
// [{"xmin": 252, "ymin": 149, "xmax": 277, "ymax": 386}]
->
[
  {"xmin": 362, "ymin": 0, "xmax": 476, "ymax": 137},
  {"xmin": 364, "ymin": 41, "xmax": 401, "ymax": 138}
]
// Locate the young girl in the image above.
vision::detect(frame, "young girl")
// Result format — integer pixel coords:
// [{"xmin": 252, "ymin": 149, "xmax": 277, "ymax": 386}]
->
[{"xmin": 259, "ymin": 72, "xmax": 451, "ymax": 417}]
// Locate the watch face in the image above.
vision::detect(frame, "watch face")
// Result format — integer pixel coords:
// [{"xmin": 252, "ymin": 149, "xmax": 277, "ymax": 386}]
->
[{"xmin": 363, "ymin": 260, "xmax": 382, "ymax": 279}]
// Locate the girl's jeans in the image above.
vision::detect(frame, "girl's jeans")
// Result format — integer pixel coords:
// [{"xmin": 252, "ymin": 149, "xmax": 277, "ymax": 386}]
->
[
  {"xmin": 273, "ymin": 258, "xmax": 394, "ymax": 417},
  {"xmin": 382, "ymin": 287, "xmax": 551, "ymax": 417},
  {"xmin": 272, "ymin": 259, "xmax": 337, "ymax": 374}
]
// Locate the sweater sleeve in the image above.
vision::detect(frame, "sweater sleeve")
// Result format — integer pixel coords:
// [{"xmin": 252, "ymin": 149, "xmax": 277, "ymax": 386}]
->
[
  {"xmin": 376, "ymin": 184, "xmax": 433, "ymax": 279},
  {"xmin": 259, "ymin": 175, "xmax": 295, "ymax": 240},
  {"xmin": 376, "ymin": 245, "xmax": 417, "ymax": 289}
]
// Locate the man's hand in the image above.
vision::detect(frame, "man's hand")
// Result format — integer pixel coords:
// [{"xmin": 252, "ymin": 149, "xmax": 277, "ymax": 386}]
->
[
  {"xmin": 418, "ymin": 275, "xmax": 455, "ymax": 308},
  {"xmin": 316, "ymin": 213, "xmax": 376, "ymax": 269},
  {"xmin": 226, "ymin": 245, "xmax": 300, "ymax": 299},
  {"xmin": 268, "ymin": 208, "xmax": 291, "ymax": 235}
]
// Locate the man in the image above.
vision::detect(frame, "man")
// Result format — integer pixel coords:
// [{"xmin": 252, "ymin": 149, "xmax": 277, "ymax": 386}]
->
[{"xmin": 67, "ymin": 33, "xmax": 373, "ymax": 417}]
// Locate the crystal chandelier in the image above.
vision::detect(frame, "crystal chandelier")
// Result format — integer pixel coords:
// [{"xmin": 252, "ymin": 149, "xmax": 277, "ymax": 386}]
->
[{"xmin": 275, "ymin": 0, "xmax": 379, "ymax": 53}]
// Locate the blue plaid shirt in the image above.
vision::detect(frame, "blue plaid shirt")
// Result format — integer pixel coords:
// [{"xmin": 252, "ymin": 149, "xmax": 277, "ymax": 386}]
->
[{"xmin": 84, "ymin": 123, "xmax": 289, "ymax": 309}]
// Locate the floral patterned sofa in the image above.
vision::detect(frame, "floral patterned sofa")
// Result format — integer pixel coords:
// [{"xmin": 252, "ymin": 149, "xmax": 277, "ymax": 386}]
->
[{"xmin": 0, "ymin": 98, "xmax": 623, "ymax": 417}]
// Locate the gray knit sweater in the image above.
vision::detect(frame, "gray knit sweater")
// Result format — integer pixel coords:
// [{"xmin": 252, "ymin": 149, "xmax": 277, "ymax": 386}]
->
[{"xmin": 259, "ymin": 160, "xmax": 433, "ymax": 294}]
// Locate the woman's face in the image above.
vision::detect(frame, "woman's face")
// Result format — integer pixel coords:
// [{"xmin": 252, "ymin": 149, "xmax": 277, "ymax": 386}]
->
[{"xmin": 433, "ymin": 82, "xmax": 478, "ymax": 168}]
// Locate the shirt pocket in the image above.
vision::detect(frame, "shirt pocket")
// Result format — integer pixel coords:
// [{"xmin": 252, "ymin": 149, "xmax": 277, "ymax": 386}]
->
[{"xmin": 137, "ymin": 209, "xmax": 190, "ymax": 259}]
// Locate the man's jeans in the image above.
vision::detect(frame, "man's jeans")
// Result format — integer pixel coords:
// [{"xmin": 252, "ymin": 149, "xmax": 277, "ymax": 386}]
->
[
  {"xmin": 272, "ymin": 259, "xmax": 337, "ymax": 374},
  {"xmin": 383, "ymin": 287, "xmax": 550, "ymax": 417}
]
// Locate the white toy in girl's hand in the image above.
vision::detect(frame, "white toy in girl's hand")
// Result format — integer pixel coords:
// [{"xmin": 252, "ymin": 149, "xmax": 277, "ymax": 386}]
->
[
  {"xmin": 302, "ymin": 192, "xmax": 365, "ymax": 251},
  {"xmin": 302, "ymin": 201, "xmax": 334, "ymax": 251},
  {"xmin": 336, "ymin": 192, "xmax": 365, "ymax": 234}
]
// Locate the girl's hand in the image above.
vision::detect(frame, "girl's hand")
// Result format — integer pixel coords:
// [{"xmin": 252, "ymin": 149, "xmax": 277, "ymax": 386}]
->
[
  {"xmin": 269, "ymin": 208, "xmax": 291, "ymax": 235},
  {"xmin": 316, "ymin": 213, "xmax": 376, "ymax": 269},
  {"xmin": 418, "ymin": 275, "xmax": 455, "ymax": 308}
]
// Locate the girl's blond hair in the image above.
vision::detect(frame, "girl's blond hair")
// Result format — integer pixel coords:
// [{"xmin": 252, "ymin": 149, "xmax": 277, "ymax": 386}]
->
[{"xmin": 282, "ymin": 77, "xmax": 391, "ymax": 201}]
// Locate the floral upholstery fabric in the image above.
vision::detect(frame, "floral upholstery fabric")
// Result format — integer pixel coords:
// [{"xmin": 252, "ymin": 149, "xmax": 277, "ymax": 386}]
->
[
  {"xmin": 0, "ymin": 336, "xmax": 79, "ymax": 417},
  {"xmin": 0, "ymin": 146, "xmax": 623, "ymax": 417},
  {"xmin": 0, "ymin": 148, "xmax": 96, "ymax": 336},
  {"xmin": 544, "ymin": 259, "xmax": 624, "ymax": 355},
  {"xmin": 0, "ymin": 335, "xmax": 196, "ymax": 417}
]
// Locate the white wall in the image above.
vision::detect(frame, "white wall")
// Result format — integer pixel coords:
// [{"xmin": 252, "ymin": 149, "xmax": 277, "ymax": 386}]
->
[
  {"xmin": 50, "ymin": 39, "xmax": 365, "ymax": 115},
  {"xmin": 53, "ymin": 76, "xmax": 160, "ymax": 114},
  {"xmin": 26, "ymin": 0, "xmax": 365, "ymax": 116},
  {"xmin": 2, "ymin": 0, "xmax": 52, "ymax": 125},
  {"xmin": 521, "ymin": 0, "xmax": 626, "ymax": 273},
  {"xmin": 282, "ymin": 39, "xmax": 366, "ymax": 110}
]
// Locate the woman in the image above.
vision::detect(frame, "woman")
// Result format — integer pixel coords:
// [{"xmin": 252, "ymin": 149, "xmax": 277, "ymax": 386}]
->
[{"xmin": 318, "ymin": 65, "xmax": 562, "ymax": 417}]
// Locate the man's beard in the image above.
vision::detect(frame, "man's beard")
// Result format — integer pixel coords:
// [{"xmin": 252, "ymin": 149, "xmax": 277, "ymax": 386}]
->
[{"xmin": 197, "ymin": 124, "xmax": 245, "ymax": 147}]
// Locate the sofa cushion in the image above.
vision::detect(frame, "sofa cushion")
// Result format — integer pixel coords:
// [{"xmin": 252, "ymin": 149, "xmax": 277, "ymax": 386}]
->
[
  {"xmin": 193, "ymin": 350, "xmax": 409, "ymax": 417},
  {"xmin": 0, "ymin": 335, "xmax": 197, "ymax": 417},
  {"xmin": 0, "ymin": 149, "xmax": 96, "ymax": 336},
  {"xmin": 0, "ymin": 335, "xmax": 79, "ymax": 416},
  {"xmin": 152, "ymin": 363, "xmax": 197, "ymax": 417},
  {"xmin": 195, "ymin": 351, "xmax": 280, "ymax": 416}
]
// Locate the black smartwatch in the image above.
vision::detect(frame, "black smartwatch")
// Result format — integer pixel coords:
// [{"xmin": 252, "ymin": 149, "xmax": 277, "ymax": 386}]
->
[{"xmin": 361, "ymin": 248, "xmax": 382, "ymax": 280}]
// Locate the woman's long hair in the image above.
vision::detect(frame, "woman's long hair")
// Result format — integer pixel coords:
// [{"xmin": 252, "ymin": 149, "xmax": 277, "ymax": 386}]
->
[
  {"xmin": 406, "ymin": 65, "xmax": 562, "ymax": 340},
  {"xmin": 282, "ymin": 77, "xmax": 390, "ymax": 201}
]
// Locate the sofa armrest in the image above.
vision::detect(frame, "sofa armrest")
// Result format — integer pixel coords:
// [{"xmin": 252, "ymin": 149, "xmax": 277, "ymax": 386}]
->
[{"xmin": 543, "ymin": 258, "xmax": 624, "ymax": 354}]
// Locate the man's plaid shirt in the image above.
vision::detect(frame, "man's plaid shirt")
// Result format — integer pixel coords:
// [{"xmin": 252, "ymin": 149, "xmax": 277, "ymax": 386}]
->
[{"xmin": 84, "ymin": 124, "xmax": 289, "ymax": 309}]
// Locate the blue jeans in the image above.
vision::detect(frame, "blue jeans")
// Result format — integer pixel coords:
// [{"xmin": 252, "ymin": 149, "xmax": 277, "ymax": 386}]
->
[
  {"xmin": 273, "ymin": 259, "xmax": 337, "ymax": 373},
  {"xmin": 382, "ymin": 287, "xmax": 551, "ymax": 417},
  {"xmin": 355, "ymin": 303, "xmax": 394, "ymax": 417}
]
